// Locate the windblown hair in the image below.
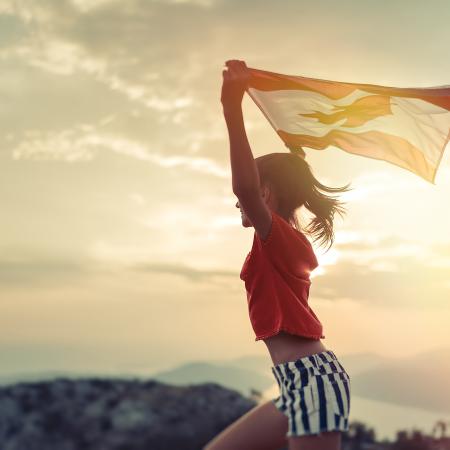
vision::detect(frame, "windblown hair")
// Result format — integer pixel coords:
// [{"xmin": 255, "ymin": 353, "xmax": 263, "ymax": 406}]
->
[{"xmin": 255, "ymin": 150, "xmax": 353, "ymax": 252}]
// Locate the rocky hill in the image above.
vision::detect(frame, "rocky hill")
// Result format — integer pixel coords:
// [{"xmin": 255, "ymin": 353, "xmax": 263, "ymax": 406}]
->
[{"xmin": 0, "ymin": 377, "xmax": 259, "ymax": 450}]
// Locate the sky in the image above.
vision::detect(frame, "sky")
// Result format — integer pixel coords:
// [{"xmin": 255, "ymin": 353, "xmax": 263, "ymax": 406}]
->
[{"xmin": 1, "ymin": 0, "xmax": 450, "ymax": 378}]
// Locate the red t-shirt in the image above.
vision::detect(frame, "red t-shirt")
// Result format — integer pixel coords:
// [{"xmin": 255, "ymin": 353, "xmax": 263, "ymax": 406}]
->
[{"xmin": 240, "ymin": 210, "xmax": 324, "ymax": 341}]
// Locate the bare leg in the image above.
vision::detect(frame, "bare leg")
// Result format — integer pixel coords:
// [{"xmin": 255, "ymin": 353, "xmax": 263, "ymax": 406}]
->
[
  {"xmin": 203, "ymin": 399, "xmax": 289, "ymax": 450},
  {"xmin": 288, "ymin": 431, "xmax": 341, "ymax": 450}
]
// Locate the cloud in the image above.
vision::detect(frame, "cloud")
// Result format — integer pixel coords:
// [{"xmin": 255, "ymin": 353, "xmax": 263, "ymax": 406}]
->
[
  {"xmin": 70, "ymin": 0, "xmax": 120, "ymax": 14},
  {"xmin": 0, "ymin": 0, "xmax": 230, "ymax": 173},
  {"xmin": 4, "ymin": 0, "xmax": 449, "ymax": 175},
  {"xmin": 10, "ymin": 125, "xmax": 228, "ymax": 176},
  {"xmin": 0, "ymin": 242, "xmax": 237, "ymax": 288},
  {"xmin": 333, "ymin": 235, "xmax": 428, "ymax": 261},
  {"xmin": 0, "ymin": 247, "xmax": 94, "ymax": 288},
  {"xmin": 313, "ymin": 238, "xmax": 450, "ymax": 308},
  {"xmin": 3, "ymin": 230, "xmax": 449, "ymax": 311},
  {"xmin": 132, "ymin": 261, "xmax": 236, "ymax": 282}
]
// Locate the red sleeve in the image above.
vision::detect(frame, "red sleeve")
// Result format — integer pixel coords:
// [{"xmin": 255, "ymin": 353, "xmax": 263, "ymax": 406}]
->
[{"xmin": 256, "ymin": 210, "xmax": 318, "ymax": 276}]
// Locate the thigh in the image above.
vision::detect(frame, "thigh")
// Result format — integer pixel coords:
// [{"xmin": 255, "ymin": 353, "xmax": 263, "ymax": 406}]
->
[
  {"xmin": 203, "ymin": 399, "xmax": 288, "ymax": 450},
  {"xmin": 288, "ymin": 430, "xmax": 341, "ymax": 450}
]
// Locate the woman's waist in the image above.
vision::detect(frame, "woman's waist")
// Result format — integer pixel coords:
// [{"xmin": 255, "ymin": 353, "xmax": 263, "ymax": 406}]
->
[{"xmin": 263, "ymin": 331, "xmax": 327, "ymax": 366}]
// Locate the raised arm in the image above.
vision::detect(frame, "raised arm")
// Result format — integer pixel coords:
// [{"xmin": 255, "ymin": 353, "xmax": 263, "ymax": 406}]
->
[
  {"xmin": 221, "ymin": 60, "xmax": 272, "ymax": 241},
  {"xmin": 221, "ymin": 59, "xmax": 260, "ymax": 194}
]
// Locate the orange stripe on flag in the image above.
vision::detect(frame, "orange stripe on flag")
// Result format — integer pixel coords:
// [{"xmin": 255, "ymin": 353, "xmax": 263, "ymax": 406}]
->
[
  {"xmin": 278, "ymin": 129, "xmax": 439, "ymax": 184},
  {"xmin": 248, "ymin": 68, "xmax": 450, "ymax": 111}
]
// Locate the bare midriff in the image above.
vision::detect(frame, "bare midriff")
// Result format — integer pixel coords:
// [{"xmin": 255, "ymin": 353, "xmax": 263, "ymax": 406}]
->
[{"xmin": 263, "ymin": 331, "xmax": 327, "ymax": 366}]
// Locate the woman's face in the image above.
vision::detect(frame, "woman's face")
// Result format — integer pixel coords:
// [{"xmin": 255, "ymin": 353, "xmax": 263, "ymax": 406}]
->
[{"xmin": 235, "ymin": 199, "xmax": 252, "ymax": 227}]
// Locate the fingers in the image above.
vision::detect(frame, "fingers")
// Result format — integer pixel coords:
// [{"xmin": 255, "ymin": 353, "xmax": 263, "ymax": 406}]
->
[
  {"xmin": 224, "ymin": 59, "xmax": 247, "ymax": 70},
  {"xmin": 225, "ymin": 59, "xmax": 246, "ymax": 65},
  {"xmin": 223, "ymin": 60, "xmax": 249, "ymax": 81}
]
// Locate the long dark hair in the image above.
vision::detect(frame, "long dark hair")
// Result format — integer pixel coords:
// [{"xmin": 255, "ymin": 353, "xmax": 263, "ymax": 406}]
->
[{"xmin": 255, "ymin": 149, "xmax": 353, "ymax": 252}]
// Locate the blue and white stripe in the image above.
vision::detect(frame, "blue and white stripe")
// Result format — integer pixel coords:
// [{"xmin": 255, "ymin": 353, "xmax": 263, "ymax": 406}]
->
[{"xmin": 271, "ymin": 350, "xmax": 351, "ymax": 437}]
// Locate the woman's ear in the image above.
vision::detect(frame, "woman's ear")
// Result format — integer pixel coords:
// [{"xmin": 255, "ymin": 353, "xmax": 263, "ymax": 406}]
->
[
  {"xmin": 261, "ymin": 183, "xmax": 277, "ymax": 209},
  {"xmin": 261, "ymin": 184, "xmax": 271, "ymax": 203}
]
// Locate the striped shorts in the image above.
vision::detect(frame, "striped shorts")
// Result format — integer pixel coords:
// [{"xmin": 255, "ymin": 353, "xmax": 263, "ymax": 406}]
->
[{"xmin": 271, "ymin": 350, "xmax": 351, "ymax": 437}]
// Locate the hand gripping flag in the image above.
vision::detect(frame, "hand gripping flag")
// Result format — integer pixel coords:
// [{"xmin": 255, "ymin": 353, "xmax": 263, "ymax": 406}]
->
[{"xmin": 245, "ymin": 67, "xmax": 450, "ymax": 184}]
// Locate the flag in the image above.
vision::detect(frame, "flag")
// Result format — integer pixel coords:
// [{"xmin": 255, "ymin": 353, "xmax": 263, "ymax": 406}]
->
[{"xmin": 246, "ymin": 67, "xmax": 450, "ymax": 184}]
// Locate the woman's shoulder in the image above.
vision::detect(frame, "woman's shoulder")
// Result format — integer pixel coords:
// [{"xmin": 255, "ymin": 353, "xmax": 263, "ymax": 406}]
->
[
  {"xmin": 257, "ymin": 211, "xmax": 319, "ymax": 271},
  {"xmin": 272, "ymin": 211, "xmax": 311, "ymax": 243}
]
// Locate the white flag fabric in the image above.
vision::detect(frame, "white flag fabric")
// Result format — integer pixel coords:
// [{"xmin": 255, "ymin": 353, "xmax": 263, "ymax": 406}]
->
[{"xmin": 246, "ymin": 67, "xmax": 450, "ymax": 184}]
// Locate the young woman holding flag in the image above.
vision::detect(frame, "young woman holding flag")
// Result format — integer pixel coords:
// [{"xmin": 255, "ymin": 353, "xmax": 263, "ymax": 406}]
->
[{"xmin": 204, "ymin": 60, "xmax": 353, "ymax": 450}]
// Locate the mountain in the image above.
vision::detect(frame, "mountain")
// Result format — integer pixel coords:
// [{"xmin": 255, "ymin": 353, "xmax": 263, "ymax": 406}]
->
[
  {"xmin": 2, "ymin": 346, "xmax": 449, "ymax": 414},
  {"xmin": 337, "ymin": 352, "xmax": 393, "ymax": 376},
  {"xmin": 213, "ymin": 354, "xmax": 273, "ymax": 373},
  {"xmin": 185, "ymin": 348, "xmax": 450, "ymax": 413},
  {"xmin": 150, "ymin": 361, "xmax": 273, "ymax": 397},
  {"xmin": 349, "ymin": 346, "xmax": 450, "ymax": 413},
  {"xmin": 146, "ymin": 351, "xmax": 395, "ymax": 402},
  {"xmin": 214, "ymin": 350, "xmax": 393, "ymax": 378},
  {"xmin": 0, "ymin": 377, "xmax": 257, "ymax": 450},
  {"xmin": 0, "ymin": 370, "xmax": 148, "ymax": 387}
]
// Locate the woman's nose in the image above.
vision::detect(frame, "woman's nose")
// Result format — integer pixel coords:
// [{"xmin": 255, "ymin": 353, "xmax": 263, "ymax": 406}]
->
[{"xmin": 235, "ymin": 201, "xmax": 239, "ymax": 208}]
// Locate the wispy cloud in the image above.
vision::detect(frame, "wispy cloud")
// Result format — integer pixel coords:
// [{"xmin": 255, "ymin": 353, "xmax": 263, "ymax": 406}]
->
[
  {"xmin": 11, "ymin": 126, "xmax": 229, "ymax": 176},
  {"xmin": 313, "ymin": 238, "xmax": 450, "ymax": 308}
]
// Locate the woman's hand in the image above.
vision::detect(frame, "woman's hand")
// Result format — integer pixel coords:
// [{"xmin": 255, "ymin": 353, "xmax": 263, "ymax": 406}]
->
[{"xmin": 221, "ymin": 59, "xmax": 251, "ymax": 111}]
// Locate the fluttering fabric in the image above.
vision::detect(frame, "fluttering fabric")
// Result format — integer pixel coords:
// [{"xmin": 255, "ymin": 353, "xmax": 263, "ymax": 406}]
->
[{"xmin": 246, "ymin": 67, "xmax": 450, "ymax": 184}]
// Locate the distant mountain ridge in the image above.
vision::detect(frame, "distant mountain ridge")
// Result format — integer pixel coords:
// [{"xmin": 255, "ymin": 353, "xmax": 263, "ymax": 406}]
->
[
  {"xmin": 151, "ymin": 348, "xmax": 450, "ymax": 413},
  {"xmin": 150, "ymin": 361, "xmax": 273, "ymax": 397},
  {"xmin": 1, "ymin": 347, "xmax": 449, "ymax": 413},
  {"xmin": 348, "ymin": 347, "xmax": 450, "ymax": 413}
]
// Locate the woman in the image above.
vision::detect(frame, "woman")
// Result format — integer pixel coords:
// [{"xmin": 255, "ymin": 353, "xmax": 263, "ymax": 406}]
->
[{"xmin": 204, "ymin": 60, "xmax": 352, "ymax": 450}]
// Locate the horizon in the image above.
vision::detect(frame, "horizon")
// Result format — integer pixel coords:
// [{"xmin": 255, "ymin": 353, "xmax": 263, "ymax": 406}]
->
[{"xmin": 1, "ymin": 344, "xmax": 450, "ymax": 380}]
